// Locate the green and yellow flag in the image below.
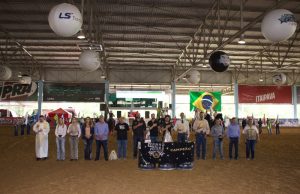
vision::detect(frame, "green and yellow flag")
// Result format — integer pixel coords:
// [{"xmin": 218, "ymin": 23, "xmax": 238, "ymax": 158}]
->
[{"xmin": 190, "ymin": 91, "xmax": 222, "ymax": 112}]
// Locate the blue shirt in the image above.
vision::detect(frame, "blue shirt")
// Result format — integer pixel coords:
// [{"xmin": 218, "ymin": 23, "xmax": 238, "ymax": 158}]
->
[
  {"xmin": 227, "ymin": 123, "xmax": 240, "ymax": 138},
  {"xmin": 94, "ymin": 122, "xmax": 109, "ymax": 140},
  {"xmin": 211, "ymin": 125, "xmax": 224, "ymax": 140}
]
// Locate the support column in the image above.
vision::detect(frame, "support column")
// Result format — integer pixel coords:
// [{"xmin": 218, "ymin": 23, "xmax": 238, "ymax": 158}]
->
[
  {"xmin": 104, "ymin": 80, "xmax": 109, "ymax": 119},
  {"xmin": 293, "ymin": 85, "xmax": 298, "ymax": 119},
  {"xmin": 37, "ymin": 80, "xmax": 43, "ymax": 117},
  {"xmin": 171, "ymin": 81, "xmax": 176, "ymax": 118},
  {"xmin": 234, "ymin": 82, "xmax": 239, "ymax": 119},
  {"xmin": 104, "ymin": 80, "xmax": 109, "ymax": 104}
]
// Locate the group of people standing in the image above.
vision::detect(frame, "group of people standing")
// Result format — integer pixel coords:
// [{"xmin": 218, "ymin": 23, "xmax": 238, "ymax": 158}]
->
[
  {"xmin": 33, "ymin": 111, "xmax": 261, "ymax": 162},
  {"xmin": 32, "ymin": 115, "xmax": 109, "ymax": 161},
  {"xmin": 192, "ymin": 111, "xmax": 259, "ymax": 161}
]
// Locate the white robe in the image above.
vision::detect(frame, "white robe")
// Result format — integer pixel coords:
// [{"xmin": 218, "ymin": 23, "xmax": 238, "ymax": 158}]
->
[{"xmin": 33, "ymin": 121, "xmax": 50, "ymax": 158}]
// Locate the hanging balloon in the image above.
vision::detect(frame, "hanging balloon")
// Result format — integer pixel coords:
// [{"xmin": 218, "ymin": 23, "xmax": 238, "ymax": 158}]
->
[
  {"xmin": 261, "ymin": 9, "xmax": 297, "ymax": 42},
  {"xmin": 187, "ymin": 70, "xmax": 200, "ymax": 84},
  {"xmin": 48, "ymin": 3, "xmax": 82, "ymax": 37},
  {"xmin": 272, "ymin": 73, "xmax": 287, "ymax": 85},
  {"xmin": 0, "ymin": 66, "xmax": 12, "ymax": 80},
  {"xmin": 209, "ymin": 51, "xmax": 230, "ymax": 72},
  {"xmin": 79, "ymin": 50, "xmax": 101, "ymax": 71},
  {"xmin": 19, "ymin": 75, "xmax": 32, "ymax": 84}
]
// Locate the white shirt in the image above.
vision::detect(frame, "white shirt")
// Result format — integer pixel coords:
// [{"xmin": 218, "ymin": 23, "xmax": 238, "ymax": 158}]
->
[
  {"xmin": 174, "ymin": 119, "xmax": 190, "ymax": 137},
  {"xmin": 243, "ymin": 125, "xmax": 259, "ymax": 140},
  {"xmin": 193, "ymin": 119, "xmax": 210, "ymax": 134},
  {"xmin": 55, "ymin": 124, "xmax": 67, "ymax": 137},
  {"xmin": 67, "ymin": 123, "xmax": 81, "ymax": 137}
]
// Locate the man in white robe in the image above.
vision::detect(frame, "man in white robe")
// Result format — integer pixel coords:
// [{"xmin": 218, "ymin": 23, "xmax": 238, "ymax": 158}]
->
[{"xmin": 33, "ymin": 115, "xmax": 50, "ymax": 160}]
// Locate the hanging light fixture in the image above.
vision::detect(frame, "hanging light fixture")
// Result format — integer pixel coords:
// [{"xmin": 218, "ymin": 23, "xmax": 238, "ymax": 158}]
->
[
  {"xmin": 77, "ymin": 30, "xmax": 85, "ymax": 39},
  {"xmin": 238, "ymin": 0, "xmax": 246, "ymax": 44},
  {"xmin": 77, "ymin": 0, "xmax": 85, "ymax": 39},
  {"xmin": 238, "ymin": 34, "xmax": 246, "ymax": 44},
  {"xmin": 100, "ymin": 72, "xmax": 106, "ymax": 79},
  {"xmin": 259, "ymin": 55, "xmax": 263, "ymax": 82}
]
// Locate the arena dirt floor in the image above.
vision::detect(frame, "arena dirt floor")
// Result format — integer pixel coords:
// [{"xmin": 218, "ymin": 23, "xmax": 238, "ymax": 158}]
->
[{"xmin": 0, "ymin": 126, "xmax": 299, "ymax": 194}]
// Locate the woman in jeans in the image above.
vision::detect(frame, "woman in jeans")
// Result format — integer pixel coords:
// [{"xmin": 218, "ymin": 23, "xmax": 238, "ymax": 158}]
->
[
  {"xmin": 81, "ymin": 117, "xmax": 94, "ymax": 160},
  {"xmin": 55, "ymin": 118, "xmax": 67, "ymax": 161},
  {"xmin": 211, "ymin": 118, "xmax": 225, "ymax": 160},
  {"xmin": 67, "ymin": 117, "xmax": 81, "ymax": 161}
]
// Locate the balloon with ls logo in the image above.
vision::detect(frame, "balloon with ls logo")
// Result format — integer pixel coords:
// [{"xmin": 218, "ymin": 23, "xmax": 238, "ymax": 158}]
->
[{"xmin": 48, "ymin": 3, "xmax": 82, "ymax": 37}]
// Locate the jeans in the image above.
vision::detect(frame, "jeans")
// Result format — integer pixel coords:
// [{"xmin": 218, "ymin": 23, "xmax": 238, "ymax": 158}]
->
[
  {"xmin": 177, "ymin": 133, "xmax": 187, "ymax": 143},
  {"xmin": 56, "ymin": 137, "xmax": 65, "ymax": 160},
  {"xmin": 150, "ymin": 136, "xmax": 158, "ymax": 143},
  {"xmin": 14, "ymin": 125, "xmax": 18, "ymax": 136},
  {"xmin": 95, "ymin": 140, "xmax": 108, "ymax": 160},
  {"xmin": 195, "ymin": 133, "xmax": 206, "ymax": 159},
  {"xmin": 83, "ymin": 138, "xmax": 93, "ymax": 160},
  {"xmin": 246, "ymin": 140, "xmax": 256, "ymax": 159},
  {"xmin": 26, "ymin": 124, "xmax": 31, "ymax": 135},
  {"xmin": 268, "ymin": 127, "xmax": 272, "ymax": 134},
  {"xmin": 117, "ymin": 140, "xmax": 127, "ymax": 159},
  {"xmin": 20, "ymin": 124, "xmax": 25, "ymax": 136},
  {"xmin": 69, "ymin": 136, "xmax": 79, "ymax": 159},
  {"xmin": 258, "ymin": 126, "xmax": 262, "ymax": 134},
  {"xmin": 276, "ymin": 126, "xmax": 280, "ymax": 135},
  {"xmin": 213, "ymin": 139, "xmax": 224, "ymax": 160},
  {"xmin": 133, "ymin": 136, "xmax": 144, "ymax": 158},
  {"xmin": 229, "ymin": 137, "xmax": 239, "ymax": 159}
]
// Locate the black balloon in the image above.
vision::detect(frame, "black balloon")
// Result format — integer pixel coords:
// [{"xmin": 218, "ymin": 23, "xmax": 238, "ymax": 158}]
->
[{"xmin": 209, "ymin": 51, "xmax": 230, "ymax": 72}]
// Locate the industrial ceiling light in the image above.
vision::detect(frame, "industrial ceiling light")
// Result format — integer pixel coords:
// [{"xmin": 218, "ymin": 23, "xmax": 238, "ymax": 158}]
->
[
  {"xmin": 17, "ymin": 72, "xmax": 22, "ymax": 78},
  {"xmin": 238, "ymin": 0, "xmax": 246, "ymax": 45},
  {"xmin": 259, "ymin": 55, "xmax": 263, "ymax": 82},
  {"xmin": 100, "ymin": 73, "xmax": 106, "ymax": 79},
  {"xmin": 77, "ymin": 30, "xmax": 86, "ymax": 39},
  {"xmin": 238, "ymin": 34, "xmax": 246, "ymax": 44},
  {"xmin": 77, "ymin": 0, "xmax": 85, "ymax": 39}
]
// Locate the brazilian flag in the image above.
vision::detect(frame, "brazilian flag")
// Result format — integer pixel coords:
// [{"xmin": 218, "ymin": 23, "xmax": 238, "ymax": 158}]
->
[{"xmin": 190, "ymin": 91, "xmax": 222, "ymax": 112}]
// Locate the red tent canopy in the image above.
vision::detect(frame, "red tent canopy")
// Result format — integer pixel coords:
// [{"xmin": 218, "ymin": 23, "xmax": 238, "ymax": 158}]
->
[{"xmin": 48, "ymin": 108, "xmax": 72, "ymax": 119}]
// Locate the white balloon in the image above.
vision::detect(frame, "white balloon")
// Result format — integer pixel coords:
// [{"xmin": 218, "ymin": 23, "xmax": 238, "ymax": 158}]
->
[
  {"xmin": 29, "ymin": 82, "xmax": 38, "ymax": 96},
  {"xmin": 272, "ymin": 73, "xmax": 287, "ymax": 85},
  {"xmin": 79, "ymin": 50, "xmax": 101, "ymax": 71},
  {"xmin": 48, "ymin": 3, "xmax": 82, "ymax": 37},
  {"xmin": 187, "ymin": 70, "xmax": 200, "ymax": 84},
  {"xmin": 19, "ymin": 75, "xmax": 32, "ymax": 84},
  {"xmin": 261, "ymin": 9, "xmax": 297, "ymax": 42},
  {"xmin": 0, "ymin": 66, "xmax": 12, "ymax": 80}
]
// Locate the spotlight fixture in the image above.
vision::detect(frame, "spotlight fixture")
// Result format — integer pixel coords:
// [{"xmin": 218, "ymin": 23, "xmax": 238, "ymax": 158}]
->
[
  {"xmin": 259, "ymin": 76, "xmax": 264, "ymax": 82},
  {"xmin": 17, "ymin": 72, "xmax": 22, "ymax": 78},
  {"xmin": 238, "ymin": 34, "xmax": 246, "ymax": 44},
  {"xmin": 77, "ymin": 30, "xmax": 86, "ymax": 39}
]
